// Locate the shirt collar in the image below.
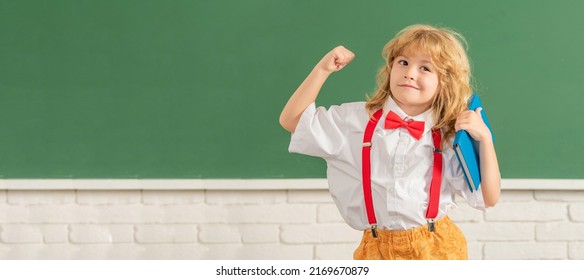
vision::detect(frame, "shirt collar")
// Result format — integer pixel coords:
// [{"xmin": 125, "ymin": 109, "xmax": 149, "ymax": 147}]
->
[{"xmin": 382, "ymin": 97, "xmax": 435, "ymax": 135}]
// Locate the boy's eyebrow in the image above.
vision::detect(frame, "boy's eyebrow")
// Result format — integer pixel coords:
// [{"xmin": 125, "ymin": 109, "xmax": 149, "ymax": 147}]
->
[{"xmin": 397, "ymin": 55, "xmax": 434, "ymax": 65}]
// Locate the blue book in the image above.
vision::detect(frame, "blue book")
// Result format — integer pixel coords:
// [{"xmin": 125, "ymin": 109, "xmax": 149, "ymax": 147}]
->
[{"xmin": 453, "ymin": 94, "xmax": 494, "ymax": 193}]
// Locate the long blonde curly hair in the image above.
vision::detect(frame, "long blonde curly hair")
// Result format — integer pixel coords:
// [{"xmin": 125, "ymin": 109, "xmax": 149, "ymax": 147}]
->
[{"xmin": 365, "ymin": 24, "xmax": 473, "ymax": 147}]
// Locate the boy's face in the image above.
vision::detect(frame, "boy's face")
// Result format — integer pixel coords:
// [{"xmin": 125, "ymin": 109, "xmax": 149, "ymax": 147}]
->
[{"xmin": 389, "ymin": 50, "xmax": 439, "ymax": 116}]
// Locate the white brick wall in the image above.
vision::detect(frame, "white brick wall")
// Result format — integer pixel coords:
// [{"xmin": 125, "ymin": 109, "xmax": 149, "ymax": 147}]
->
[{"xmin": 0, "ymin": 188, "xmax": 583, "ymax": 259}]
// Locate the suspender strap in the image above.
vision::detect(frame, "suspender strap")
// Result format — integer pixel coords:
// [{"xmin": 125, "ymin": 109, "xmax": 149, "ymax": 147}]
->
[
  {"xmin": 425, "ymin": 129, "xmax": 443, "ymax": 231},
  {"xmin": 361, "ymin": 109, "xmax": 443, "ymax": 237},
  {"xmin": 361, "ymin": 110, "xmax": 383, "ymax": 237}
]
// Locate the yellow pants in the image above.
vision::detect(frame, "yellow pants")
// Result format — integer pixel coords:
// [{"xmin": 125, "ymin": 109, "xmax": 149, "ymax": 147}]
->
[{"xmin": 353, "ymin": 216, "xmax": 467, "ymax": 260}]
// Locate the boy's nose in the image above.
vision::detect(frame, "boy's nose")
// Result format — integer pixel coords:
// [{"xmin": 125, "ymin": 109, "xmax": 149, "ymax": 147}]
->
[{"xmin": 404, "ymin": 67, "xmax": 416, "ymax": 80}]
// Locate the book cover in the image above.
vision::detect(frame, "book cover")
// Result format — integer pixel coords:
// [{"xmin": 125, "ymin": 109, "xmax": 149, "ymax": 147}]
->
[{"xmin": 453, "ymin": 94, "xmax": 494, "ymax": 192}]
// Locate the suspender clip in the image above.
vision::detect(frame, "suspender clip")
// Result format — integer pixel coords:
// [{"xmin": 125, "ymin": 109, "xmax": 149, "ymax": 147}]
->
[
  {"xmin": 371, "ymin": 224, "xmax": 378, "ymax": 238},
  {"xmin": 426, "ymin": 219, "xmax": 435, "ymax": 232}
]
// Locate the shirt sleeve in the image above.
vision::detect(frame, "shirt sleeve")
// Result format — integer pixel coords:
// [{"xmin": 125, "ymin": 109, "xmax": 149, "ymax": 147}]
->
[
  {"xmin": 288, "ymin": 102, "xmax": 347, "ymax": 159},
  {"xmin": 444, "ymin": 148, "xmax": 486, "ymax": 210}
]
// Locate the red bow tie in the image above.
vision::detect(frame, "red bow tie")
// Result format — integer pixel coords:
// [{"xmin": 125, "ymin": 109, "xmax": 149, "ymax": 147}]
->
[{"xmin": 384, "ymin": 111, "xmax": 425, "ymax": 140}]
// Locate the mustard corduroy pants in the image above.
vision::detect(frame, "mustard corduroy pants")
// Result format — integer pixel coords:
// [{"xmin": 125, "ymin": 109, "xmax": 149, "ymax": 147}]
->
[{"xmin": 353, "ymin": 216, "xmax": 467, "ymax": 260}]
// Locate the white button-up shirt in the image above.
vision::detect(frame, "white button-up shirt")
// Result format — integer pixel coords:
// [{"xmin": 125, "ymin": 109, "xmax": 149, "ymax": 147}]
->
[{"xmin": 289, "ymin": 97, "xmax": 485, "ymax": 231}]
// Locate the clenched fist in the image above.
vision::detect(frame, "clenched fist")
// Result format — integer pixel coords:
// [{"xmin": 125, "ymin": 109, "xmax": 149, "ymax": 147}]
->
[{"xmin": 316, "ymin": 46, "xmax": 355, "ymax": 73}]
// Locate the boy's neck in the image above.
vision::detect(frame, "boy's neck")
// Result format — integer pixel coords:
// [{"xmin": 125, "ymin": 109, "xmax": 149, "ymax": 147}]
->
[{"xmin": 392, "ymin": 98, "xmax": 432, "ymax": 117}]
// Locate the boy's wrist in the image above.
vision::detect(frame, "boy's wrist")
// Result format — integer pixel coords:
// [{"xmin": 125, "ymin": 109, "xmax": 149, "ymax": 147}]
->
[
  {"xmin": 478, "ymin": 134, "xmax": 493, "ymax": 145},
  {"xmin": 312, "ymin": 66, "xmax": 334, "ymax": 77}
]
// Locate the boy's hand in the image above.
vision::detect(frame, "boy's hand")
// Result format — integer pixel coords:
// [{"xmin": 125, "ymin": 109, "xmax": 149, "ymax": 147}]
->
[
  {"xmin": 316, "ymin": 46, "xmax": 355, "ymax": 73},
  {"xmin": 455, "ymin": 107, "xmax": 492, "ymax": 143}
]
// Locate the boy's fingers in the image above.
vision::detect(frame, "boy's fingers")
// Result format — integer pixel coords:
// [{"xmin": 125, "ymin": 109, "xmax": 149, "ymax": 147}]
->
[{"xmin": 475, "ymin": 107, "xmax": 483, "ymax": 119}]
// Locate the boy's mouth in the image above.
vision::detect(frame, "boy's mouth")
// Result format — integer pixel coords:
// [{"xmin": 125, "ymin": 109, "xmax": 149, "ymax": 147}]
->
[{"xmin": 399, "ymin": 84, "xmax": 419, "ymax": 90}]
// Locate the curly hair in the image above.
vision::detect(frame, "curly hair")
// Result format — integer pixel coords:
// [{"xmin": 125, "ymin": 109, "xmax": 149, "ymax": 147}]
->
[{"xmin": 365, "ymin": 24, "xmax": 473, "ymax": 147}]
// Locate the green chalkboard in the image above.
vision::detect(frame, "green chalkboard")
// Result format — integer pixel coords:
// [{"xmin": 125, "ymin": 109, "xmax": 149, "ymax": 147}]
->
[{"xmin": 0, "ymin": 0, "xmax": 582, "ymax": 179}]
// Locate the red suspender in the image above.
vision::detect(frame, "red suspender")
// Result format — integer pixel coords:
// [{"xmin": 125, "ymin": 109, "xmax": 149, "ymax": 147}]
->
[
  {"xmin": 361, "ymin": 110, "xmax": 383, "ymax": 237},
  {"xmin": 425, "ymin": 129, "xmax": 443, "ymax": 231},
  {"xmin": 362, "ymin": 109, "xmax": 442, "ymax": 237}
]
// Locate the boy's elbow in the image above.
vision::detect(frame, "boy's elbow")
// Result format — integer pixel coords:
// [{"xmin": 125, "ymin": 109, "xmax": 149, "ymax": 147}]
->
[
  {"xmin": 483, "ymin": 186, "xmax": 501, "ymax": 208},
  {"xmin": 279, "ymin": 115, "xmax": 295, "ymax": 133},
  {"xmin": 482, "ymin": 175, "xmax": 501, "ymax": 208},
  {"xmin": 484, "ymin": 197, "xmax": 499, "ymax": 208},
  {"xmin": 279, "ymin": 113, "xmax": 298, "ymax": 133}
]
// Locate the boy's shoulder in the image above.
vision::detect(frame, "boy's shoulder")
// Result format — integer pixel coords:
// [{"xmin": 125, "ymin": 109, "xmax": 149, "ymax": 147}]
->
[
  {"xmin": 315, "ymin": 102, "xmax": 369, "ymax": 123},
  {"xmin": 332, "ymin": 101, "xmax": 367, "ymax": 115},
  {"xmin": 335, "ymin": 102, "xmax": 372, "ymax": 130},
  {"xmin": 324, "ymin": 102, "xmax": 370, "ymax": 126}
]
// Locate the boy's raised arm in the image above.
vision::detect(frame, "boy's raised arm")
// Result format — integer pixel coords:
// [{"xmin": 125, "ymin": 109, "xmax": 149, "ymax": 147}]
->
[{"xmin": 279, "ymin": 46, "xmax": 355, "ymax": 133}]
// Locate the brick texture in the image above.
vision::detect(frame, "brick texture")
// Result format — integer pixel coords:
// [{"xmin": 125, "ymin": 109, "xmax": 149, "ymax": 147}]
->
[{"xmin": 0, "ymin": 188, "xmax": 583, "ymax": 259}]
